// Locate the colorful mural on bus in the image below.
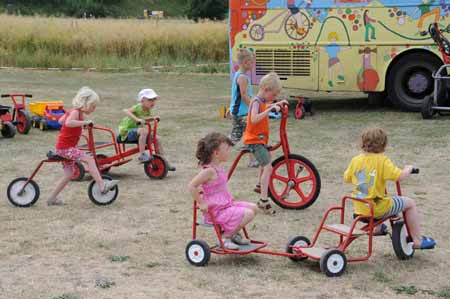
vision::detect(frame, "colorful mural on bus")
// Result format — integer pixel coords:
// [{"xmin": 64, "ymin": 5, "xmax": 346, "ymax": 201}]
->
[{"xmin": 229, "ymin": 0, "xmax": 450, "ymax": 111}]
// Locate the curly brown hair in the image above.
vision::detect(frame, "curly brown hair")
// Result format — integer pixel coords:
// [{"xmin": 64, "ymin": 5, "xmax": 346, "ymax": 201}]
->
[
  {"xmin": 196, "ymin": 132, "xmax": 233, "ymax": 165},
  {"xmin": 360, "ymin": 127, "xmax": 387, "ymax": 153}
]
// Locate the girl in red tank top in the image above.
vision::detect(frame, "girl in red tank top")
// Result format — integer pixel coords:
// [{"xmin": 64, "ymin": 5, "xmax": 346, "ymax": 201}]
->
[{"xmin": 47, "ymin": 87, "xmax": 119, "ymax": 206}]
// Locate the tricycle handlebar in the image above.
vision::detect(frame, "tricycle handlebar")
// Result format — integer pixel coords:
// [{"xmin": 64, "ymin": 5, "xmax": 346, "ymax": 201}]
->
[{"xmin": 411, "ymin": 168, "xmax": 419, "ymax": 174}]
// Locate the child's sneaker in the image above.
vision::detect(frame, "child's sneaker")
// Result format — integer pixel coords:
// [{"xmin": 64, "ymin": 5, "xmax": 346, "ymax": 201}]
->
[
  {"xmin": 101, "ymin": 180, "xmax": 120, "ymax": 194},
  {"xmin": 257, "ymin": 199, "xmax": 276, "ymax": 215},
  {"xmin": 138, "ymin": 153, "xmax": 152, "ymax": 163},
  {"xmin": 231, "ymin": 232, "xmax": 250, "ymax": 245},
  {"xmin": 221, "ymin": 238, "xmax": 240, "ymax": 250}
]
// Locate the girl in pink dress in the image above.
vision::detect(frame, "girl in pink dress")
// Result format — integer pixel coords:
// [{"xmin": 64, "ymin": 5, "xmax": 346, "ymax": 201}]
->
[{"xmin": 188, "ymin": 132, "xmax": 257, "ymax": 250}]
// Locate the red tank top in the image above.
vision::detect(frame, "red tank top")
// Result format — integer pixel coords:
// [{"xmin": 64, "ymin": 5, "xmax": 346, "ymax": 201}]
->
[
  {"xmin": 56, "ymin": 109, "xmax": 83, "ymax": 150},
  {"xmin": 243, "ymin": 96, "xmax": 269, "ymax": 145}
]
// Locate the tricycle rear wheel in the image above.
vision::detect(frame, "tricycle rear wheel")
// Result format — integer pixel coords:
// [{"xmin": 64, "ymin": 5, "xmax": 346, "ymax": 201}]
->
[
  {"xmin": 286, "ymin": 235, "xmax": 310, "ymax": 261},
  {"xmin": 421, "ymin": 95, "xmax": 436, "ymax": 119},
  {"xmin": 71, "ymin": 162, "xmax": 86, "ymax": 181},
  {"xmin": 1, "ymin": 122, "xmax": 16, "ymax": 138},
  {"xmin": 88, "ymin": 175, "xmax": 119, "ymax": 205},
  {"xmin": 392, "ymin": 221, "xmax": 415, "ymax": 260}
]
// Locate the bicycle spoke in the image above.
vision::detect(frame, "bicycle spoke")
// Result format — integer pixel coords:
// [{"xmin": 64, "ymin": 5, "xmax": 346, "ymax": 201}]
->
[{"xmin": 272, "ymin": 173, "xmax": 289, "ymax": 183}]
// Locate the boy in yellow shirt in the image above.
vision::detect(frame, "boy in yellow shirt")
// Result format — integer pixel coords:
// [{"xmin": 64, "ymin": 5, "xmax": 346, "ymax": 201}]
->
[{"xmin": 344, "ymin": 127, "xmax": 435, "ymax": 249}]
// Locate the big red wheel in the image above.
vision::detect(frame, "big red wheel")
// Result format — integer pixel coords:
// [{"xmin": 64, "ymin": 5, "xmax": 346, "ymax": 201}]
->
[
  {"xmin": 269, "ymin": 154, "xmax": 320, "ymax": 209},
  {"xmin": 16, "ymin": 110, "xmax": 31, "ymax": 134},
  {"xmin": 144, "ymin": 155, "xmax": 168, "ymax": 179}
]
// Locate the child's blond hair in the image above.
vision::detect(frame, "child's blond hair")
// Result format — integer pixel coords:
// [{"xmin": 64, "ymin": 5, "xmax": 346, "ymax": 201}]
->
[
  {"xmin": 328, "ymin": 32, "xmax": 339, "ymax": 41},
  {"xmin": 360, "ymin": 127, "xmax": 387, "ymax": 153},
  {"xmin": 259, "ymin": 72, "xmax": 282, "ymax": 92},
  {"xmin": 72, "ymin": 87, "xmax": 100, "ymax": 110},
  {"xmin": 237, "ymin": 48, "xmax": 255, "ymax": 65}
]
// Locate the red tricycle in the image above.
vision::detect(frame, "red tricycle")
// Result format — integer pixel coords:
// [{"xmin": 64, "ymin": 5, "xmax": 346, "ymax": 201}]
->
[
  {"xmin": 186, "ymin": 169, "xmax": 426, "ymax": 277},
  {"xmin": 6, "ymin": 144, "xmax": 119, "ymax": 207},
  {"xmin": 1, "ymin": 94, "xmax": 33, "ymax": 135},
  {"xmin": 287, "ymin": 168, "xmax": 425, "ymax": 277},
  {"xmin": 228, "ymin": 104, "xmax": 321, "ymax": 210},
  {"xmin": 72, "ymin": 118, "xmax": 170, "ymax": 181}
]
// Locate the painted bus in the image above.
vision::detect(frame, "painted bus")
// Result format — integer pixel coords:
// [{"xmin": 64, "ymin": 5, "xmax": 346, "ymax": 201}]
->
[{"xmin": 229, "ymin": 0, "xmax": 450, "ymax": 111}]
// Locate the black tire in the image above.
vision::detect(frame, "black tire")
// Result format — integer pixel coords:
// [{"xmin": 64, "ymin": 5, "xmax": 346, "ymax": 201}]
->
[
  {"xmin": 96, "ymin": 154, "xmax": 111, "ymax": 174},
  {"xmin": 392, "ymin": 221, "xmax": 415, "ymax": 260},
  {"xmin": 88, "ymin": 175, "xmax": 119, "ymax": 206},
  {"xmin": 269, "ymin": 154, "xmax": 321, "ymax": 210},
  {"xmin": 421, "ymin": 95, "xmax": 436, "ymax": 119},
  {"xmin": 31, "ymin": 116, "xmax": 40, "ymax": 128},
  {"xmin": 7, "ymin": 177, "xmax": 40, "ymax": 207},
  {"xmin": 319, "ymin": 249, "xmax": 347, "ymax": 277},
  {"xmin": 286, "ymin": 235, "xmax": 310, "ymax": 262},
  {"xmin": 1, "ymin": 122, "xmax": 16, "ymax": 138},
  {"xmin": 16, "ymin": 110, "xmax": 31, "ymax": 134},
  {"xmin": 144, "ymin": 155, "xmax": 168, "ymax": 179},
  {"xmin": 39, "ymin": 119, "xmax": 48, "ymax": 131},
  {"xmin": 387, "ymin": 53, "xmax": 441, "ymax": 111},
  {"xmin": 71, "ymin": 162, "xmax": 86, "ymax": 181},
  {"xmin": 185, "ymin": 240, "xmax": 211, "ymax": 266}
]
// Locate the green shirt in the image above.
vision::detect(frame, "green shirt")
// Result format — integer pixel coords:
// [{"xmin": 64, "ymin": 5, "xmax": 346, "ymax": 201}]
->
[{"xmin": 118, "ymin": 104, "xmax": 151, "ymax": 138}]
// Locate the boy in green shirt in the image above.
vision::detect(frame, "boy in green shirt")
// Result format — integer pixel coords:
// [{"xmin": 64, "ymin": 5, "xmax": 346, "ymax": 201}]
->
[{"xmin": 118, "ymin": 89, "xmax": 175, "ymax": 171}]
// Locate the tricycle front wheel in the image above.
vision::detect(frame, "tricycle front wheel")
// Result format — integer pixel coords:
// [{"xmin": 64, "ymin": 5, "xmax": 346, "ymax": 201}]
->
[
  {"xmin": 144, "ymin": 155, "xmax": 168, "ymax": 179},
  {"xmin": 269, "ymin": 154, "xmax": 321, "ymax": 210},
  {"xmin": 7, "ymin": 177, "xmax": 40, "ymax": 207}
]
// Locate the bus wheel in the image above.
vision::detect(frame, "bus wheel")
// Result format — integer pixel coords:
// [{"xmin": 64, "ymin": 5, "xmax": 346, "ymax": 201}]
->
[{"xmin": 387, "ymin": 53, "xmax": 441, "ymax": 112}]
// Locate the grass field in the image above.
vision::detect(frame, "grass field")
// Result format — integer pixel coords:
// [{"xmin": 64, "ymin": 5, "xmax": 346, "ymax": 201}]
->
[
  {"xmin": 0, "ymin": 69, "xmax": 449, "ymax": 299},
  {"xmin": 0, "ymin": 15, "xmax": 228, "ymax": 69}
]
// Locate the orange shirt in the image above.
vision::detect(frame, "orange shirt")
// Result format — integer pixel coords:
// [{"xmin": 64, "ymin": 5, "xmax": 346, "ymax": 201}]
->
[{"xmin": 243, "ymin": 96, "xmax": 269, "ymax": 145}]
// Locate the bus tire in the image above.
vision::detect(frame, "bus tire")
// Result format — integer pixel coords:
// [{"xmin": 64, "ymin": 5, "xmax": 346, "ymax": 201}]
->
[{"xmin": 387, "ymin": 53, "xmax": 441, "ymax": 112}]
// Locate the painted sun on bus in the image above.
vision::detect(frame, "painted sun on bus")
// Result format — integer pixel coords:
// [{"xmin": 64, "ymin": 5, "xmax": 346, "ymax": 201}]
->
[{"xmin": 229, "ymin": 0, "xmax": 450, "ymax": 111}]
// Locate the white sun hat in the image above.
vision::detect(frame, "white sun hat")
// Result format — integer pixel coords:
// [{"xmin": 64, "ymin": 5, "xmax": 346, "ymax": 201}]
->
[{"xmin": 137, "ymin": 89, "xmax": 159, "ymax": 102}]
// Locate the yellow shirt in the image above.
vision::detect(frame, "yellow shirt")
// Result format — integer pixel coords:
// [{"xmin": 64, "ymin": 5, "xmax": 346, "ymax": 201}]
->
[{"xmin": 344, "ymin": 153, "xmax": 402, "ymax": 218}]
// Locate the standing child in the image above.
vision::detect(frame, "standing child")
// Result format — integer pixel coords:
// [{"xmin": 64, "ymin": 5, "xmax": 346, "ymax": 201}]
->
[
  {"xmin": 118, "ymin": 88, "xmax": 175, "ymax": 171},
  {"xmin": 48, "ymin": 87, "xmax": 119, "ymax": 206},
  {"xmin": 344, "ymin": 127, "xmax": 435, "ymax": 249},
  {"xmin": 188, "ymin": 132, "xmax": 257, "ymax": 250},
  {"xmin": 229, "ymin": 48, "xmax": 258, "ymax": 167},
  {"xmin": 243, "ymin": 72, "xmax": 288, "ymax": 215}
]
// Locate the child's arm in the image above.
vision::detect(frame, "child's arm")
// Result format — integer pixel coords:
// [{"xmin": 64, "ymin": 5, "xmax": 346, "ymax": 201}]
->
[
  {"xmin": 58, "ymin": 114, "xmax": 66, "ymax": 125},
  {"xmin": 188, "ymin": 168, "xmax": 215, "ymax": 212},
  {"xmin": 398, "ymin": 165, "xmax": 414, "ymax": 181},
  {"xmin": 237, "ymin": 75, "xmax": 251, "ymax": 105},
  {"xmin": 123, "ymin": 107, "xmax": 144, "ymax": 124},
  {"xmin": 65, "ymin": 110, "xmax": 91, "ymax": 128},
  {"xmin": 249, "ymin": 100, "xmax": 284, "ymax": 124}
]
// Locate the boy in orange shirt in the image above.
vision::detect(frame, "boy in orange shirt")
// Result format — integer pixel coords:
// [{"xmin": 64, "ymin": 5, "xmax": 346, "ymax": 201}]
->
[{"xmin": 243, "ymin": 72, "xmax": 288, "ymax": 214}]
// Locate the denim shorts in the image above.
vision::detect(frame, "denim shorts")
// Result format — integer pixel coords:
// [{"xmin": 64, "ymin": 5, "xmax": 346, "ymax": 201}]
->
[{"xmin": 121, "ymin": 128, "xmax": 139, "ymax": 143}]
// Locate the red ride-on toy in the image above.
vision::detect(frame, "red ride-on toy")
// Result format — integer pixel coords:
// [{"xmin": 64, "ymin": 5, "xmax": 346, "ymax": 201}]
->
[
  {"xmin": 6, "ymin": 138, "xmax": 119, "ymax": 207},
  {"xmin": 186, "ymin": 169, "xmax": 427, "ymax": 276},
  {"xmin": 228, "ymin": 104, "xmax": 321, "ymax": 210},
  {"xmin": 0, "ymin": 105, "xmax": 16, "ymax": 138},
  {"xmin": 1, "ymin": 94, "xmax": 32, "ymax": 134},
  {"xmin": 72, "ymin": 118, "xmax": 169, "ymax": 181},
  {"xmin": 287, "ymin": 168, "xmax": 427, "ymax": 277},
  {"xmin": 293, "ymin": 96, "xmax": 313, "ymax": 120}
]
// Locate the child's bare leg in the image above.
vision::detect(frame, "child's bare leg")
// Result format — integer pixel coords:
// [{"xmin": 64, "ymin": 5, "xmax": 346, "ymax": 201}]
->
[
  {"xmin": 48, "ymin": 168, "xmax": 73, "ymax": 200},
  {"xmin": 154, "ymin": 134, "xmax": 164, "ymax": 155},
  {"xmin": 402, "ymin": 197, "xmax": 422, "ymax": 246},
  {"xmin": 260, "ymin": 164, "xmax": 272, "ymax": 200},
  {"xmin": 81, "ymin": 155, "xmax": 105, "ymax": 190},
  {"xmin": 223, "ymin": 209, "xmax": 256, "ymax": 238},
  {"xmin": 138, "ymin": 128, "xmax": 148, "ymax": 155}
]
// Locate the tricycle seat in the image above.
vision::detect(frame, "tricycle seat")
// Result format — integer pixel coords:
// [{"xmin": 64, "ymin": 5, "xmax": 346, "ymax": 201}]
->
[
  {"xmin": 46, "ymin": 151, "xmax": 68, "ymax": 161},
  {"xmin": 0, "ymin": 105, "xmax": 11, "ymax": 114}
]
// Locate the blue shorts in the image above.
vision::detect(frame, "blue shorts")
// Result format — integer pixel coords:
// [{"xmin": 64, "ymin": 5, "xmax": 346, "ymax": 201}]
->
[
  {"xmin": 381, "ymin": 196, "xmax": 405, "ymax": 218},
  {"xmin": 121, "ymin": 128, "xmax": 139, "ymax": 143}
]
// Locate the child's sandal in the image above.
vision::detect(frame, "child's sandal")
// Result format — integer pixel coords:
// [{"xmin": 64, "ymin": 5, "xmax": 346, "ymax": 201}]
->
[
  {"xmin": 254, "ymin": 184, "xmax": 261, "ymax": 194},
  {"xmin": 257, "ymin": 199, "xmax": 276, "ymax": 215}
]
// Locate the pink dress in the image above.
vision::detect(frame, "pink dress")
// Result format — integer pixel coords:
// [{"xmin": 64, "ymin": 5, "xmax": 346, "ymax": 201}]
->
[{"xmin": 202, "ymin": 165, "xmax": 253, "ymax": 234}]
